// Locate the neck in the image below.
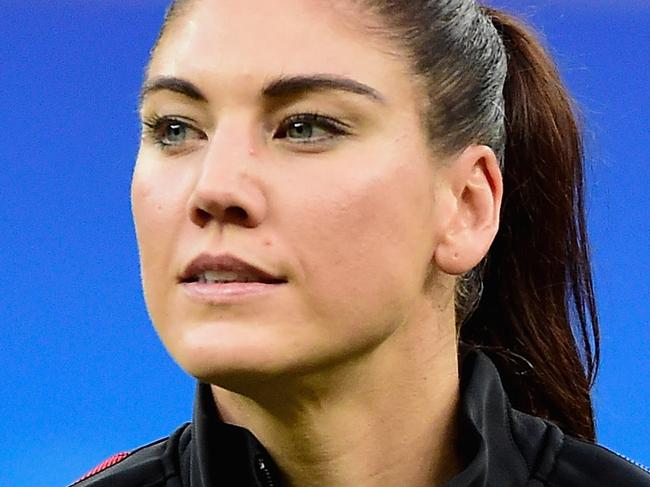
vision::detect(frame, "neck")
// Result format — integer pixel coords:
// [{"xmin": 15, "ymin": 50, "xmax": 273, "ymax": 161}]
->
[{"xmin": 211, "ymin": 313, "xmax": 464, "ymax": 487}]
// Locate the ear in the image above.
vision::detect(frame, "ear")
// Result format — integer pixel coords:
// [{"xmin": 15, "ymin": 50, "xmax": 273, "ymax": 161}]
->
[{"xmin": 433, "ymin": 145, "xmax": 503, "ymax": 275}]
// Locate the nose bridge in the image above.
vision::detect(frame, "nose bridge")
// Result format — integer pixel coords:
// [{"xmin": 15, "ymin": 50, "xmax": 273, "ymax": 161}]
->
[
  {"xmin": 188, "ymin": 116, "xmax": 266, "ymax": 228},
  {"xmin": 201, "ymin": 118, "xmax": 250, "ymax": 187}
]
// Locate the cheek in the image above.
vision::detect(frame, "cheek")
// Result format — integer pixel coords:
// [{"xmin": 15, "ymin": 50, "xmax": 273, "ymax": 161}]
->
[
  {"xmin": 284, "ymin": 148, "xmax": 438, "ymax": 323},
  {"xmin": 131, "ymin": 159, "xmax": 192, "ymax": 303}
]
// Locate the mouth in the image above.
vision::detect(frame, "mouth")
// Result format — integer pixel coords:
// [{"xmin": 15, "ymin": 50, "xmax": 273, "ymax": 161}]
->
[
  {"xmin": 180, "ymin": 253, "xmax": 287, "ymax": 284},
  {"xmin": 186, "ymin": 270, "xmax": 286, "ymax": 285}
]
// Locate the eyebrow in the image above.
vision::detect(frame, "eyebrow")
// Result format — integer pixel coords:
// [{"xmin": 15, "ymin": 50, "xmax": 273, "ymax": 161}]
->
[
  {"xmin": 138, "ymin": 74, "xmax": 385, "ymax": 109},
  {"xmin": 262, "ymin": 74, "xmax": 385, "ymax": 103},
  {"xmin": 139, "ymin": 77, "xmax": 208, "ymax": 109}
]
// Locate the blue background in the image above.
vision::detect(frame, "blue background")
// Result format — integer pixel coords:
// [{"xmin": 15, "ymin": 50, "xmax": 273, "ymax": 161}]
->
[{"xmin": 1, "ymin": 1, "xmax": 648, "ymax": 485}]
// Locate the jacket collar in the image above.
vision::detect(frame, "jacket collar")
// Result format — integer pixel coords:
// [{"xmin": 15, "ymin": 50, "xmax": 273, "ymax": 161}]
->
[
  {"xmin": 189, "ymin": 350, "xmax": 530, "ymax": 486},
  {"xmin": 442, "ymin": 350, "xmax": 529, "ymax": 486},
  {"xmin": 190, "ymin": 381, "xmax": 277, "ymax": 487}
]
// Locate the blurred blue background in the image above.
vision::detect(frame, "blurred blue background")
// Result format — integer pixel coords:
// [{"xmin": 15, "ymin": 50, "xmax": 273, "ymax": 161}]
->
[{"xmin": 1, "ymin": 1, "xmax": 648, "ymax": 485}]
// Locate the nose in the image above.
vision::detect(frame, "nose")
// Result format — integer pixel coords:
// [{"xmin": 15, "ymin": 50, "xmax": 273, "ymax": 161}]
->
[{"xmin": 186, "ymin": 130, "xmax": 267, "ymax": 229}]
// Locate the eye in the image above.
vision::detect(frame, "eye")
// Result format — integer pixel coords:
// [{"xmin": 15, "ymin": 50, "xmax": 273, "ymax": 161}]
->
[
  {"xmin": 274, "ymin": 113, "xmax": 350, "ymax": 144},
  {"xmin": 141, "ymin": 115, "xmax": 207, "ymax": 153}
]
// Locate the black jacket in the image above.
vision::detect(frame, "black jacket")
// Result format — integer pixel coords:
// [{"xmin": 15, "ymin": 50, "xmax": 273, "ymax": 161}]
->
[{"xmin": 69, "ymin": 352, "xmax": 650, "ymax": 486}]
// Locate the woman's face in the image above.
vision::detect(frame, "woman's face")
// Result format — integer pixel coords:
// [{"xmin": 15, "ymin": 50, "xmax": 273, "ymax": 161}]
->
[{"xmin": 133, "ymin": 0, "xmax": 457, "ymax": 386}]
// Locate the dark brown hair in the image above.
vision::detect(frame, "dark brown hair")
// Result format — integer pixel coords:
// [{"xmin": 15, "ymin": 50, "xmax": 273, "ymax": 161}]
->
[
  {"xmin": 153, "ymin": 0, "xmax": 600, "ymax": 441},
  {"xmin": 464, "ymin": 7, "xmax": 600, "ymax": 441}
]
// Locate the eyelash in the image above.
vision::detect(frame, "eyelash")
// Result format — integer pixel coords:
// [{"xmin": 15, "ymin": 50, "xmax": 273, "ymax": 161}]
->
[
  {"xmin": 140, "ymin": 112, "xmax": 351, "ymax": 154},
  {"xmin": 141, "ymin": 114, "xmax": 205, "ymax": 154},
  {"xmin": 275, "ymin": 112, "xmax": 351, "ymax": 143}
]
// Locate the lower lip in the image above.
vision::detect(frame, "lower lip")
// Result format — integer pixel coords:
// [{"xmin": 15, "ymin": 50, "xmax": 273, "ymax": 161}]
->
[{"xmin": 180, "ymin": 281, "xmax": 285, "ymax": 303}]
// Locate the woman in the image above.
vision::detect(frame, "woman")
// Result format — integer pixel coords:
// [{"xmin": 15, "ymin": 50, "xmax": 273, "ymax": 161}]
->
[{"xmin": 71, "ymin": 0, "xmax": 650, "ymax": 486}]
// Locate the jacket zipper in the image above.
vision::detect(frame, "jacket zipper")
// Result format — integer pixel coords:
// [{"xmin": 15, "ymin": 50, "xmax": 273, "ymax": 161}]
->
[{"xmin": 256, "ymin": 455, "xmax": 279, "ymax": 487}]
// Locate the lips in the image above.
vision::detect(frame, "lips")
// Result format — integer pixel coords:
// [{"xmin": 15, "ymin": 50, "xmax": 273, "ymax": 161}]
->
[{"xmin": 179, "ymin": 253, "xmax": 287, "ymax": 285}]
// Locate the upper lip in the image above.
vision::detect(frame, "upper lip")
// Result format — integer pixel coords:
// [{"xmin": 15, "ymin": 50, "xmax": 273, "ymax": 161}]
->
[{"xmin": 178, "ymin": 253, "xmax": 287, "ymax": 284}]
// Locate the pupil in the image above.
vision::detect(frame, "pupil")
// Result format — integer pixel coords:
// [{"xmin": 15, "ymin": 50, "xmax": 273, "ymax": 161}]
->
[
  {"xmin": 167, "ymin": 123, "xmax": 185, "ymax": 142},
  {"xmin": 290, "ymin": 122, "xmax": 312, "ymax": 139}
]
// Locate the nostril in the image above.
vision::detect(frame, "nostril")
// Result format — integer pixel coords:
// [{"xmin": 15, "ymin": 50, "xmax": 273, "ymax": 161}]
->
[
  {"xmin": 189, "ymin": 205, "xmax": 250, "ymax": 228},
  {"xmin": 187, "ymin": 182, "xmax": 265, "ymax": 228},
  {"xmin": 225, "ymin": 206, "xmax": 248, "ymax": 222},
  {"xmin": 191, "ymin": 207, "xmax": 213, "ymax": 227}
]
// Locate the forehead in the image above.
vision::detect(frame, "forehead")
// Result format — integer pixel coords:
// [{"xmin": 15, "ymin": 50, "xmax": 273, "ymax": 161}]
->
[{"xmin": 148, "ymin": 0, "xmax": 411, "ymax": 101}]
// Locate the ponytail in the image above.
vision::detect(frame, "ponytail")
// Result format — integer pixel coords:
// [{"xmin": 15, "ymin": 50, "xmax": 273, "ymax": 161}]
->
[{"xmin": 460, "ymin": 8, "xmax": 600, "ymax": 441}]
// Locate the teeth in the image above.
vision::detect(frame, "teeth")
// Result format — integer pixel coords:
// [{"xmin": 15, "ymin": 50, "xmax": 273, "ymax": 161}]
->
[{"xmin": 198, "ymin": 271, "xmax": 255, "ymax": 283}]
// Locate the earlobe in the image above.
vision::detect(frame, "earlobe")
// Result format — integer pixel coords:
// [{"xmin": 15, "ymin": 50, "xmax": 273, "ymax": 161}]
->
[{"xmin": 434, "ymin": 145, "xmax": 503, "ymax": 275}]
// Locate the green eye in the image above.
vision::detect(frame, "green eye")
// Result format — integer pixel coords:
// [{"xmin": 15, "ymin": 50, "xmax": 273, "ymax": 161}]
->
[
  {"xmin": 162, "ymin": 121, "xmax": 188, "ymax": 145},
  {"xmin": 142, "ymin": 115, "xmax": 206, "ymax": 153},
  {"xmin": 275, "ymin": 114, "xmax": 349, "ymax": 143},
  {"xmin": 287, "ymin": 121, "xmax": 318, "ymax": 140}
]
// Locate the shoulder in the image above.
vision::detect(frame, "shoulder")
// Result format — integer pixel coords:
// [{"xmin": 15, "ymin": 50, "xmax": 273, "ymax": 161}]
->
[
  {"xmin": 68, "ymin": 422, "xmax": 191, "ymax": 487},
  {"xmin": 508, "ymin": 408, "xmax": 650, "ymax": 486},
  {"xmin": 549, "ymin": 435, "xmax": 650, "ymax": 486}
]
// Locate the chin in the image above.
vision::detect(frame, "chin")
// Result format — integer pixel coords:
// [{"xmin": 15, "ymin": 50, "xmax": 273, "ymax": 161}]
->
[
  {"xmin": 156, "ymin": 315, "xmax": 380, "ymax": 392},
  {"xmin": 164, "ymin": 327, "xmax": 303, "ymax": 391},
  {"xmin": 184, "ymin": 348, "xmax": 275, "ymax": 381}
]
